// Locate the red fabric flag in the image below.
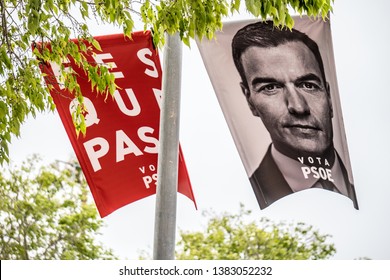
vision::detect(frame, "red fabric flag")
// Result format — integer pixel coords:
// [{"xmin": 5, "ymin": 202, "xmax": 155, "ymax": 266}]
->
[{"xmin": 39, "ymin": 31, "xmax": 196, "ymax": 217}]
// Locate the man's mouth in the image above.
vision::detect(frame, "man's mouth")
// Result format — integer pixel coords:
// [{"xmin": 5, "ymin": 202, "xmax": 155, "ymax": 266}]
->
[
  {"xmin": 283, "ymin": 124, "xmax": 322, "ymax": 135},
  {"xmin": 285, "ymin": 124, "xmax": 321, "ymax": 130}
]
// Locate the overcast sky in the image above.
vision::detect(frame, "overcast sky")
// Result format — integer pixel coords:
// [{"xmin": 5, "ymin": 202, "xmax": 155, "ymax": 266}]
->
[{"xmin": 7, "ymin": 0, "xmax": 390, "ymax": 259}]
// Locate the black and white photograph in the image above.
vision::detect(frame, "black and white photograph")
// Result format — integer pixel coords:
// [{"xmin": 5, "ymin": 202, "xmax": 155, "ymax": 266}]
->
[{"xmin": 197, "ymin": 17, "xmax": 358, "ymax": 209}]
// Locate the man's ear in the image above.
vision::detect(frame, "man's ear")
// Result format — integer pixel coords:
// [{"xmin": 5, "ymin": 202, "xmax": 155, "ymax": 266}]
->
[
  {"xmin": 326, "ymin": 82, "xmax": 333, "ymax": 118},
  {"xmin": 240, "ymin": 82, "xmax": 259, "ymax": 117}
]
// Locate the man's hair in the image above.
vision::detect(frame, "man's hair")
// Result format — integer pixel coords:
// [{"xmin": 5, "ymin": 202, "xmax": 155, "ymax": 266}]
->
[{"xmin": 232, "ymin": 20, "xmax": 327, "ymax": 89}]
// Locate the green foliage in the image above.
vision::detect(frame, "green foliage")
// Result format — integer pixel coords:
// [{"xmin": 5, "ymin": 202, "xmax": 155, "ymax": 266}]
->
[
  {"xmin": 175, "ymin": 205, "xmax": 336, "ymax": 260},
  {"xmin": 0, "ymin": 155, "xmax": 116, "ymax": 259},
  {"xmin": 0, "ymin": 0, "xmax": 333, "ymax": 163},
  {"xmin": 141, "ymin": 0, "xmax": 333, "ymax": 48}
]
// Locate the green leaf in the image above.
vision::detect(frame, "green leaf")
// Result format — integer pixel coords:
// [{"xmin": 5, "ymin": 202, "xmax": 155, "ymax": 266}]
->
[
  {"xmin": 0, "ymin": 101, "xmax": 7, "ymax": 119},
  {"xmin": 1, "ymin": 48, "xmax": 12, "ymax": 69},
  {"xmin": 91, "ymin": 39, "xmax": 102, "ymax": 52}
]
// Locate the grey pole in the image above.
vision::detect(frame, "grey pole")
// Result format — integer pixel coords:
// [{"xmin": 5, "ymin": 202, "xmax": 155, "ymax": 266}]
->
[{"xmin": 153, "ymin": 32, "xmax": 182, "ymax": 260}]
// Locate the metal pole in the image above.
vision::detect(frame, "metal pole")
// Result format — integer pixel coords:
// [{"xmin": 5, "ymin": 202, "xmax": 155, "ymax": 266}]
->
[{"xmin": 153, "ymin": 32, "xmax": 182, "ymax": 260}]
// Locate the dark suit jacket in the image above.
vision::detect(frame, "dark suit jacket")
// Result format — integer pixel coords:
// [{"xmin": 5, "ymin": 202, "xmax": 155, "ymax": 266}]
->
[{"xmin": 249, "ymin": 145, "xmax": 359, "ymax": 209}]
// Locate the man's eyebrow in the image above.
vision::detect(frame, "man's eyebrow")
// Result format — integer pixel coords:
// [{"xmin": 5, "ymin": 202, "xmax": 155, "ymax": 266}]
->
[
  {"xmin": 250, "ymin": 74, "xmax": 324, "ymax": 87},
  {"xmin": 251, "ymin": 77, "xmax": 279, "ymax": 86},
  {"xmin": 295, "ymin": 73, "xmax": 323, "ymax": 84}
]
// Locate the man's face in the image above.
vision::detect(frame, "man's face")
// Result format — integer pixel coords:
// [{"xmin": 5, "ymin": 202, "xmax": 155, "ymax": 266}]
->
[{"xmin": 240, "ymin": 41, "xmax": 333, "ymax": 159}]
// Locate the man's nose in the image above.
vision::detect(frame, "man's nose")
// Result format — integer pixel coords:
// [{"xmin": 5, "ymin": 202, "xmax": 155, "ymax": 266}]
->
[{"xmin": 285, "ymin": 86, "xmax": 310, "ymax": 115}]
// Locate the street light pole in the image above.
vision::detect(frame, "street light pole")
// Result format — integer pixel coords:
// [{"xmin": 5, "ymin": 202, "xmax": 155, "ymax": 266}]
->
[{"xmin": 153, "ymin": 32, "xmax": 183, "ymax": 260}]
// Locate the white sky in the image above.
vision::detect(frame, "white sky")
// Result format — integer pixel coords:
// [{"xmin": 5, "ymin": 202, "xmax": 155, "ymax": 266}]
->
[{"xmin": 7, "ymin": 0, "xmax": 390, "ymax": 260}]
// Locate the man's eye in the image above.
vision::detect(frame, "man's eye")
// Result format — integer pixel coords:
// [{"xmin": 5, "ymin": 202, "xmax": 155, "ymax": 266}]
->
[
  {"xmin": 299, "ymin": 82, "xmax": 321, "ymax": 90},
  {"xmin": 258, "ymin": 84, "xmax": 282, "ymax": 94}
]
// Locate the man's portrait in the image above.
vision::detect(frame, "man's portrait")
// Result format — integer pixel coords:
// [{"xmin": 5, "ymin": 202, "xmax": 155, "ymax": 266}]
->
[{"xmin": 197, "ymin": 17, "xmax": 358, "ymax": 210}]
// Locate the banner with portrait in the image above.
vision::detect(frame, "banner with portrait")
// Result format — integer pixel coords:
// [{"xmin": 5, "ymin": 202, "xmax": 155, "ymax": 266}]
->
[
  {"xmin": 196, "ymin": 17, "xmax": 358, "ymax": 209},
  {"xmin": 39, "ymin": 31, "xmax": 196, "ymax": 217}
]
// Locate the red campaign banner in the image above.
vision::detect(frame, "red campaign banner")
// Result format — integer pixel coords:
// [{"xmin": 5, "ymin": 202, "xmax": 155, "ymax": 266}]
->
[{"xmin": 39, "ymin": 31, "xmax": 196, "ymax": 217}]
